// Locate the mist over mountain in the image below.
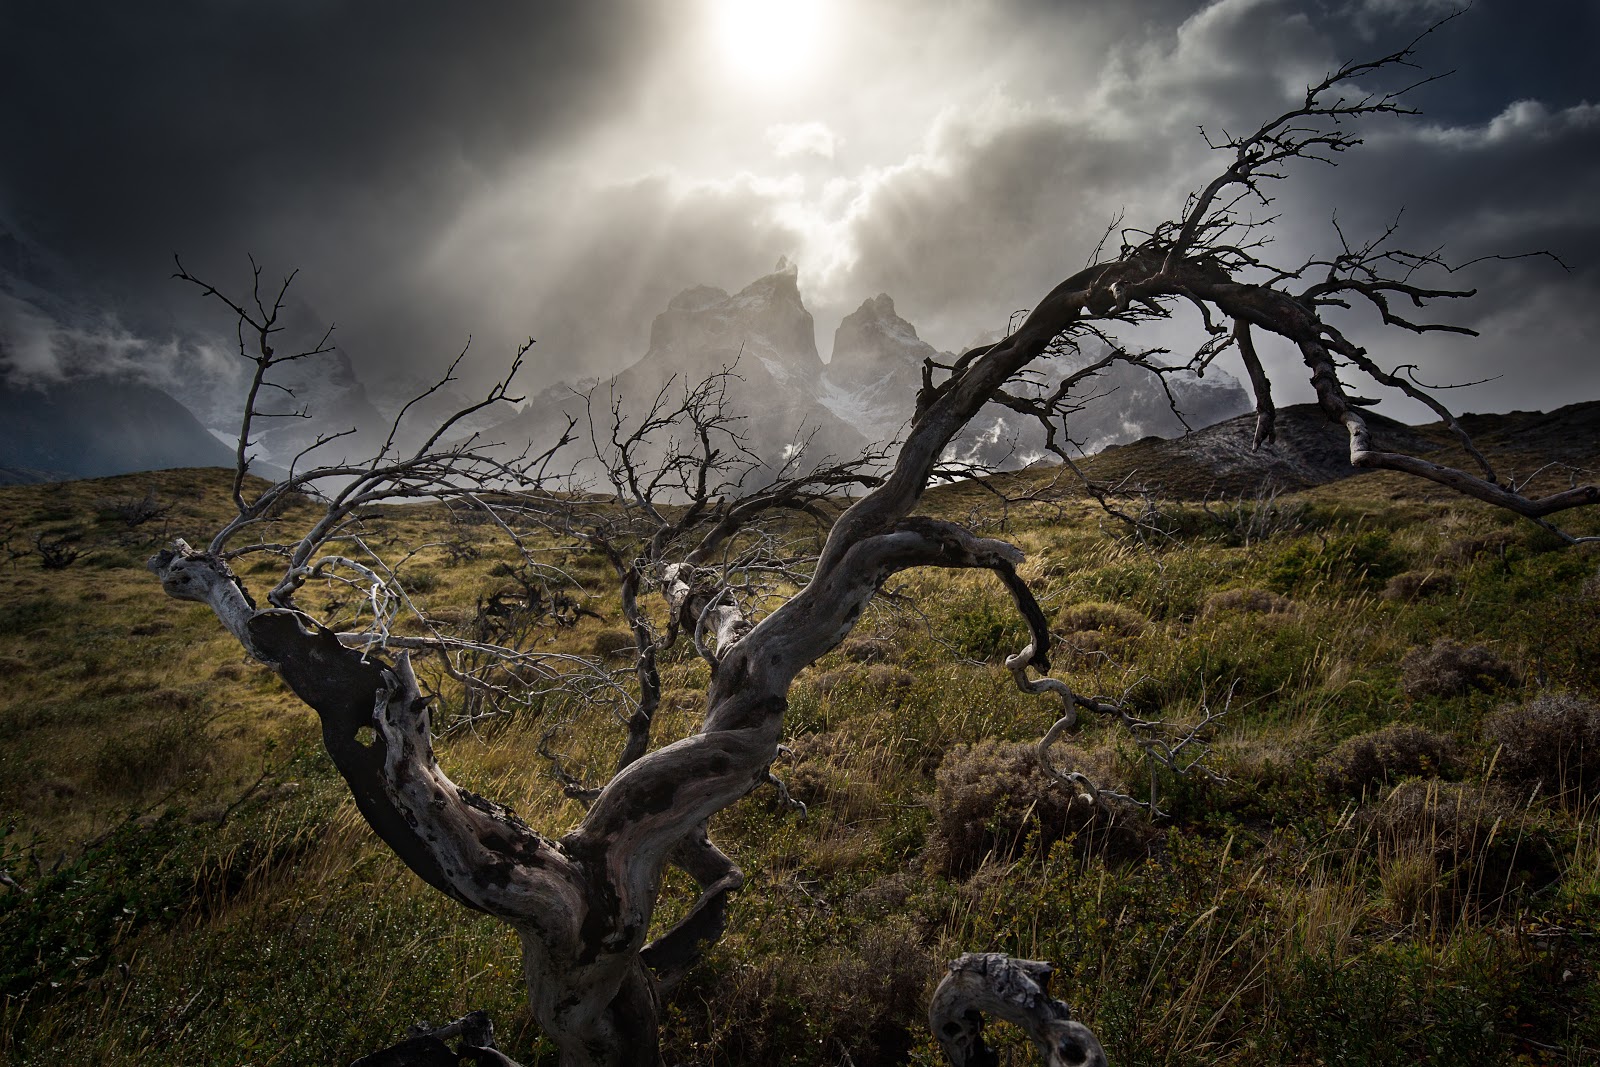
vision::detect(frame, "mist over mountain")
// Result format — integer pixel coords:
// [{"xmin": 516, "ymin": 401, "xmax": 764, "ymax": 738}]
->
[
  {"xmin": 815, "ymin": 290, "xmax": 1251, "ymax": 467},
  {"xmin": 0, "ymin": 251, "xmax": 1256, "ymax": 484},
  {"xmin": 472, "ymin": 262, "xmax": 1252, "ymax": 480},
  {"xmin": 0, "ymin": 377, "xmax": 238, "ymax": 484},
  {"xmin": 482, "ymin": 261, "xmax": 868, "ymax": 476}
]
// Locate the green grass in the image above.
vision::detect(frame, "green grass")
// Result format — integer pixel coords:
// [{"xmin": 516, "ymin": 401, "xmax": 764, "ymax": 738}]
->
[{"xmin": 0, "ymin": 467, "xmax": 1597, "ymax": 1064}]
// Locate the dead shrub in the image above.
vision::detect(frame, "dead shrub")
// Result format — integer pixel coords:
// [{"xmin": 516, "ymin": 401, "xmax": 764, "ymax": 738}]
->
[
  {"xmin": 1058, "ymin": 601, "xmax": 1147, "ymax": 638},
  {"xmin": 1363, "ymin": 780, "xmax": 1541, "ymax": 926},
  {"xmin": 589, "ymin": 627, "xmax": 636, "ymax": 659},
  {"xmin": 1318, "ymin": 725, "xmax": 1457, "ymax": 796},
  {"xmin": 1400, "ymin": 638, "xmax": 1517, "ymax": 699},
  {"xmin": 1382, "ymin": 570, "xmax": 1455, "ymax": 602},
  {"xmin": 926, "ymin": 739, "xmax": 1144, "ymax": 878},
  {"xmin": 95, "ymin": 488, "xmax": 172, "ymax": 529},
  {"xmin": 1484, "ymin": 692, "xmax": 1600, "ymax": 803},
  {"xmin": 1201, "ymin": 588, "xmax": 1294, "ymax": 616},
  {"xmin": 808, "ymin": 665, "xmax": 915, "ymax": 705},
  {"xmin": 838, "ymin": 636, "xmax": 900, "ymax": 664},
  {"xmin": 686, "ymin": 917, "xmax": 933, "ymax": 1066}
]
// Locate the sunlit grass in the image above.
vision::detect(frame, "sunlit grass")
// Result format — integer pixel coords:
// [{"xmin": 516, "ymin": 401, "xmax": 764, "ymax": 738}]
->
[{"xmin": 0, "ymin": 466, "xmax": 1596, "ymax": 1063}]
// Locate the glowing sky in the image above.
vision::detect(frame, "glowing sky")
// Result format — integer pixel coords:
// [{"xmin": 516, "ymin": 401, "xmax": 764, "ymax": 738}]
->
[{"xmin": 2, "ymin": 0, "xmax": 1596, "ymax": 419}]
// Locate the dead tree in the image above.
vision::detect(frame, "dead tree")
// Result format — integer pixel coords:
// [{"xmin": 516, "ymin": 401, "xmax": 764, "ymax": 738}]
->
[
  {"xmin": 150, "ymin": 26, "xmax": 1596, "ymax": 1066},
  {"xmin": 532, "ymin": 368, "xmax": 888, "ymax": 794}
]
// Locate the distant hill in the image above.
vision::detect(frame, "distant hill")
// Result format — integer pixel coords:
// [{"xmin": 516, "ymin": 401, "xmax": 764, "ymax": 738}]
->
[
  {"xmin": 1061, "ymin": 400, "xmax": 1600, "ymax": 499},
  {"xmin": 0, "ymin": 377, "xmax": 240, "ymax": 484}
]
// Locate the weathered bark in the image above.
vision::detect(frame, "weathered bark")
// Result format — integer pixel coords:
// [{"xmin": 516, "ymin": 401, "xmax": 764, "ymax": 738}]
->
[{"xmin": 929, "ymin": 954, "xmax": 1106, "ymax": 1067}]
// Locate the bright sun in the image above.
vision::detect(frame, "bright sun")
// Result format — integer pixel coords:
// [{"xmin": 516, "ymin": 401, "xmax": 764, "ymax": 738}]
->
[{"xmin": 709, "ymin": 0, "xmax": 827, "ymax": 86}]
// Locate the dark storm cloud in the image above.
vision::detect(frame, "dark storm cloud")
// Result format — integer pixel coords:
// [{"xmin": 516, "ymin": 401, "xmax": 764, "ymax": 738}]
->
[
  {"xmin": 2, "ymin": 0, "xmax": 1595, "ymax": 424},
  {"xmin": 826, "ymin": 0, "xmax": 1600, "ymax": 412},
  {"xmin": 838, "ymin": 111, "xmax": 1180, "ymax": 346},
  {"xmin": 1, "ymin": 0, "xmax": 670, "ymax": 375}
]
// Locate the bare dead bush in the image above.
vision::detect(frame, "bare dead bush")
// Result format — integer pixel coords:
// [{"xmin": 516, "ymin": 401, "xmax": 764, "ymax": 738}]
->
[
  {"xmin": 1363, "ymin": 780, "xmax": 1542, "ymax": 926},
  {"xmin": 589, "ymin": 627, "xmax": 637, "ymax": 659},
  {"xmin": 809, "ymin": 664, "xmax": 915, "ymax": 704},
  {"xmin": 1318, "ymin": 725, "xmax": 1457, "ymax": 796},
  {"xmin": 1400, "ymin": 638, "xmax": 1517, "ymax": 699},
  {"xmin": 32, "ymin": 532, "xmax": 82, "ymax": 571},
  {"xmin": 1058, "ymin": 601, "xmax": 1148, "ymax": 639},
  {"xmin": 1201, "ymin": 588, "xmax": 1295, "ymax": 616},
  {"xmin": 96, "ymin": 488, "xmax": 173, "ymax": 529},
  {"xmin": 838, "ymin": 635, "xmax": 901, "ymax": 664},
  {"xmin": 927, "ymin": 739, "xmax": 1142, "ymax": 878},
  {"xmin": 1484, "ymin": 692, "xmax": 1600, "ymax": 803},
  {"xmin": 1381, "ymin": 569, "xmax": 1455, "ymax": 602}
]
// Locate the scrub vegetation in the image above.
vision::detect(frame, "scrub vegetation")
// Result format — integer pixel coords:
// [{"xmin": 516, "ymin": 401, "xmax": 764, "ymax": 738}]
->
[{"xmin": 1, "ymin": 459, "xmax": 1596, "ymax": 1065}]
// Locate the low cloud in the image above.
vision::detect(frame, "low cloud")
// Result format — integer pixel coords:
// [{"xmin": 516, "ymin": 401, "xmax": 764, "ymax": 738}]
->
[
  {"xmin": 766, "ymin": 122, "xmax": 841, "ymax": 160},
  {"xmin": 1, "ymin": 0, "xmax": 1594, "ymax": 425}
]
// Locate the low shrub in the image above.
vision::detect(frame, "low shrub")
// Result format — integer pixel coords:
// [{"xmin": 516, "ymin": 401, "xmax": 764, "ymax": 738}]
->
[
  {"xmin": 1437, "ymin": 531, "xmax": 1513, "ymax": 566},
  {"xmin": 92, "ymin": 714, "xmax": 212, "ymax": 795},
  {"xmin": 1266, "ymin": 529, "xmax": 1406, "ymax": 595},
  {"xmin": 943, "ymin": 601, "xmax": 1026, "ymax": 661},
  {"xmin": 808, "ymin": 665, "xmax": 915, "ymax": 705},
  {"xmin": 1484, "ymin": 692, "xmax": 1600, "ymax": 803},
  {"xmin": 1382, "ymin": 570, "xmax": 1455, "ymax": 602},
  {"xmin": 589, "ymin": 627, "xmax": 637, "ymax": 659},
  {"xmin": 926, "ymin": 739, "xmax": 1143, "ymax": 877},
  {"xmin": 1363, "ymin": 780, "xmax": 1544, "ymax": 926},
  {"xmin": 781, "ymin": 729, "xmax": 884, "ymax": 817},
  {"xmin": 837, "ymin": 636, "xmax": 900, "ymax": 664},
  {"xmin": 1057, "ymin": 600, "xmax": 1148, "ymax": 638},
  {"xmin": 1201, "ymin": 588, "xmax": 1294, "ymax": 616},
  {"xmin": 673, "ymin": 917, "xmax": 933, "ymax": 1066},
  {"xmin": 1318, "ymin": 725, "xmax": 1457, "ymax": 796},
  {"xmin": 1400, "ymin": 639, "xmax": 1517, "ymax": 699}
]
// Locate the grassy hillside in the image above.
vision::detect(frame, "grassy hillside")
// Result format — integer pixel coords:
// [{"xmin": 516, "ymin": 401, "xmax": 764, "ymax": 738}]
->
[{"xmin": 1, "ymin": 459, "xmax": 1597, "ymax": 1064}]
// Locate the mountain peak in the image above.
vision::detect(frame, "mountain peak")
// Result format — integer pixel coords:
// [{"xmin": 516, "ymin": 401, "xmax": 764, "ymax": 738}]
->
[
  {"xmin": 731, "ymin": 263, "xmax": 805, "ymax": 313},
  {"xmin": 831, "ymin": 292, "xmax": 933, "ymax": 368},
  {"xmin": 860, "ymin": 292, "xmax": 897, "ymax": 319},
  {"xmin": 667, "ymin": 284, "xmax": 729, "ymax": 312},
  {"xmin": 644, "ymin": 267, "xmax": 820, "ymax": 384}
]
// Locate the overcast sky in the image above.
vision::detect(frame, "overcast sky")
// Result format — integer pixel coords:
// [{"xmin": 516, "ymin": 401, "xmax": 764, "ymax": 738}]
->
[{"xmin": 1, "ymin": 0, "xmax": 1596, "ymax": 420}]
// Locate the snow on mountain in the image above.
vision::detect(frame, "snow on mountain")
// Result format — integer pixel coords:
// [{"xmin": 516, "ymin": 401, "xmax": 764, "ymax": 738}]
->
[
  {"xmin": 818, "ymin": 293, "xmax": 934, "ymax": 442},
  {"xmin": 485, "ymin": 260, "xmax": 871, "ymax": 476},
  {"xmin": 815, "ymin": 290, "xmax": 1252, "ymax": 466},
  {"xmin": 478, "ymin": 264, "xmax": 1253, "ymax": 483}
]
